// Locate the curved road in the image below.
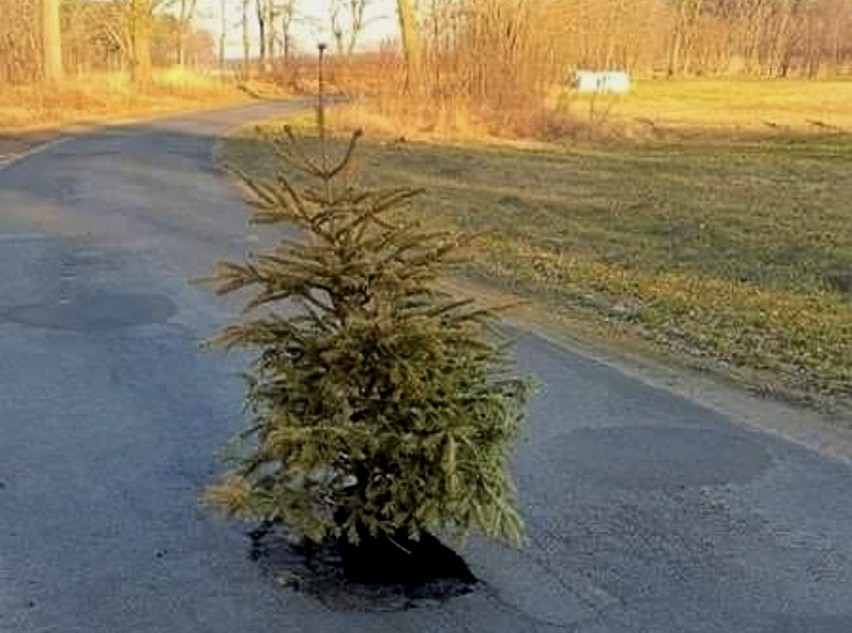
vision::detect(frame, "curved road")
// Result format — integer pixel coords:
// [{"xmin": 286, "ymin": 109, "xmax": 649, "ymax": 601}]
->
[{"xmin": 2, "ymin": 103, "xmax": 852, "ymax": 633}]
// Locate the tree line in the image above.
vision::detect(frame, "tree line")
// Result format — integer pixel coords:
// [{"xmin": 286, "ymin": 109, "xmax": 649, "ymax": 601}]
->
[
  {"xmin": 0, "ymin": 0, "xmax": 212, "ymax": 84},
  {"xmin": 415, "ymin": 0, "xmax": 851, "ymax": 96},
  {"xmin": 1, "ymin": 0, "xmax": 849, "ymax": 87}
]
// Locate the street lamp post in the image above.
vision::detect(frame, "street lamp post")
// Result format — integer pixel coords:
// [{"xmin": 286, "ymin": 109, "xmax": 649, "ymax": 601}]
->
[{"xmin": 317, "ymin": 43, "xmax": 329, "ymax": 172}]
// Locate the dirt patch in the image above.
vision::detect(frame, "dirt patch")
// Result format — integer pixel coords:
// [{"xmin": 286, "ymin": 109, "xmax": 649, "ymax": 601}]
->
[{"xmin": 248, "ymin": 522, "xmax": 478, "ymax": 612}]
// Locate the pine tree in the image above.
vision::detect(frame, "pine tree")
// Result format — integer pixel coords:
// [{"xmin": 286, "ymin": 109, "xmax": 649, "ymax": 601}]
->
[{"xmin": 205, "ymin": 119, "xmax": 532, "ymax": 557}]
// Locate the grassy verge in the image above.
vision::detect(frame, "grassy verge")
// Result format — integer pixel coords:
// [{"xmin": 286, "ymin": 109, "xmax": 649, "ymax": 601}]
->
[
  {"xmin": 0, "ymin": 69, "xmax": 289, "ymax": 135},
  {"xmin": 570, "ymin": 78, "xmax": 852, "ymax": 136},
  {"xmin": 221, "ymin": 113, "xmax": 851, "ymax": 409},
  {"xmin": 328, "ymin": 78, "xmax": 852, "ymax": 144}
]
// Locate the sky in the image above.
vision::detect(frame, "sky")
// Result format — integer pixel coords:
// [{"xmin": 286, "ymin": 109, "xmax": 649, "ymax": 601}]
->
[{"xmin": 195, "ymin": 0, "xmax": 400, "ymax": 58}]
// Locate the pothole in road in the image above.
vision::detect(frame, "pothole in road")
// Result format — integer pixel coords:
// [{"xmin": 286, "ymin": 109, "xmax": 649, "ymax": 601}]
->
[
  {"xmin": 248, "ymin": 522, "xmax": 478, "ymax": 612},
  {"xmin": 556, "ymin": 427, "xmax": 773, "ymax": 489},
  {"xmin": 2, "ymin": 291, "xmax": 177, "ymax": 332}
]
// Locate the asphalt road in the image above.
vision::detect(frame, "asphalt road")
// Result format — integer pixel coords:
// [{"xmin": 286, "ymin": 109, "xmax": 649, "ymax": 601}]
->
[{"xmin": 2, "ymin": 102, "xmax": 852, "ymax": 633}]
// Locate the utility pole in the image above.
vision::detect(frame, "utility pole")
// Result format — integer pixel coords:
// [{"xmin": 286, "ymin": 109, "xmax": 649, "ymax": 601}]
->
[{"xmin": 317, "ymin": 41, "xmax": 328, "ymax": 174}]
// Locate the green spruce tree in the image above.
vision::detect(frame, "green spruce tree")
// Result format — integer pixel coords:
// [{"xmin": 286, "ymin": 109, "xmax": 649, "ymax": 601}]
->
[{"xmin": 205, "ymin": 120, "xmax": 532, "ymax": 554}]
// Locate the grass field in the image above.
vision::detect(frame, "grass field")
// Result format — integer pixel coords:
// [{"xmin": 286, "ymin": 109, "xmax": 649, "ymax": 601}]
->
[
  {"xmin": 222, "ymin": 81, "xmax": 852, "ymax": 408},
  {"xmin": 563, "ymin": 78, "xmax": 852, "ymax": 137}
]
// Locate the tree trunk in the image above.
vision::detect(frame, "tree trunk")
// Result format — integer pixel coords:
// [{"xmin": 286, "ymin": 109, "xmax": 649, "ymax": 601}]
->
[
  {"xmin": 256, "ymin": 0, "xmax": 267, "ymax": 72},
  {"xmin": 219, "ymin": 0, "xmax": 227, "ymax": 73},
  {"xmin": 42, "ymin": 0, "xmax": 63, "ymax": 82},
  {"xmin": 177, "ymin": 0, "xmax": 199, "ymax": 68},
  {"xmin": 130, "ymin": 0, "xmax": 153, "ymax": 86},
  {"xmin": 242, "ymin": 0, "xmax": 252, "ymax": 78},
  {"xmin": 266, "ymin": 0, "xmax": 275, "ymax": 71},
  {"xmin": 397, "ymin": 0, "xmax": 421, "ymax": 90},
  {"xmin": 177, "ymin": 32, "xmax": 187, "ymax": 67},
  {"xmin": 668, "ymin": 25, "xmax": 683, "ymax": 76}
]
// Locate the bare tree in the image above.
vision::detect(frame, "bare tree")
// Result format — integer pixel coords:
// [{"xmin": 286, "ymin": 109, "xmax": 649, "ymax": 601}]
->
[
  {"xmin": 279, "ymin": 0, "xmax": 299, "ymax": 62},
  {"xmin": 667, "ymin": 0, "xmax": 705, "ymax": 76},
  {"xmin": 128, "ymin": 0, "xmax": 154, "ymax": 84},
  {"xmin": 176, "ymin": 0, "xmax": 200, "ymax": 66},
  {"xmin": 242, "ymin": 0, "xmax": 252, "ymax": 76},
  {"xmin": 4, "ymin": 0, "xmax": 852, "ymax": 86},
  {"xmin": 331, "ymin": 0, "xmax": 372, "ymax": 56},
  {"xmin": 330, "ymin": 0, "xmax": 343, "ymax": 53},
  {"xmin": 256, "ymin": 0, "xmax": 268, "ymax": 69},
  {"xmin": 218, "ymin": 0, "xmax": 225, "ymax": 71},
  {"xmin": 265, "ymin": 0, "xmax": 275, "ymax": 67},
  {"xmin": 397, "ymin": 0, "xmax": 421, "ymax": 86}
]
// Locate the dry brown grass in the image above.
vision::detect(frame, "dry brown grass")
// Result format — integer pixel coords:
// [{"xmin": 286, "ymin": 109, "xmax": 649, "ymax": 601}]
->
[
  {"xmin": 330, "ymin": 97, "xmax": 489, "ymax": 142},
  {"xmin": 318, "ymin": 0, "xmax": 852, "ymax": 146},
  {"xmin": 326, "ymin": 71, "xmax": 852, "ymax": 145},
  {"xmin": 0, "ymin": 68, "xmax": 289, "ymax": 134},
  {"xmin": 329, "ymin": 96, "xmax": 598, "ymax": 144},
  {"xmin": 324, "ymin": 54, "xmax": 588, "ymax": 145},
  {"xmin": 321, "ymin": 0, "xmax": 570, "ymax": 144}
]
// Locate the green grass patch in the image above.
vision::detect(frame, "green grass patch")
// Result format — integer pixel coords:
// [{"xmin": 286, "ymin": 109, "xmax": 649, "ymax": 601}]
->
[
  {"xmin": 222, "ymin": 124, "xmax": 852, "ymax": 406},
  {"xmin": 555, "ymin": 78, "xmax": 852, "ymax": 137}
]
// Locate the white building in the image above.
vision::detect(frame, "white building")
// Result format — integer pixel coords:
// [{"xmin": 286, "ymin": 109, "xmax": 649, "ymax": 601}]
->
[{"xmin": 573, "ymin": 71, "xmax": 631, "ymax": 94}]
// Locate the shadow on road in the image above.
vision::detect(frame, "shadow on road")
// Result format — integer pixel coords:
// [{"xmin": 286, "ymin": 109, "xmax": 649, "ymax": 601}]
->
[{"xmin": 2, "ymin": 105, "xmax": 852, "ymax": 633}]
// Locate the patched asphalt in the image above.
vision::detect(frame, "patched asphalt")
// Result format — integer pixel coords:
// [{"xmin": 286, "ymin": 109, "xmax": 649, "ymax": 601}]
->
[{"xmin": 2, "ymin": 101, "xmax": 852, "ymax": 633}]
